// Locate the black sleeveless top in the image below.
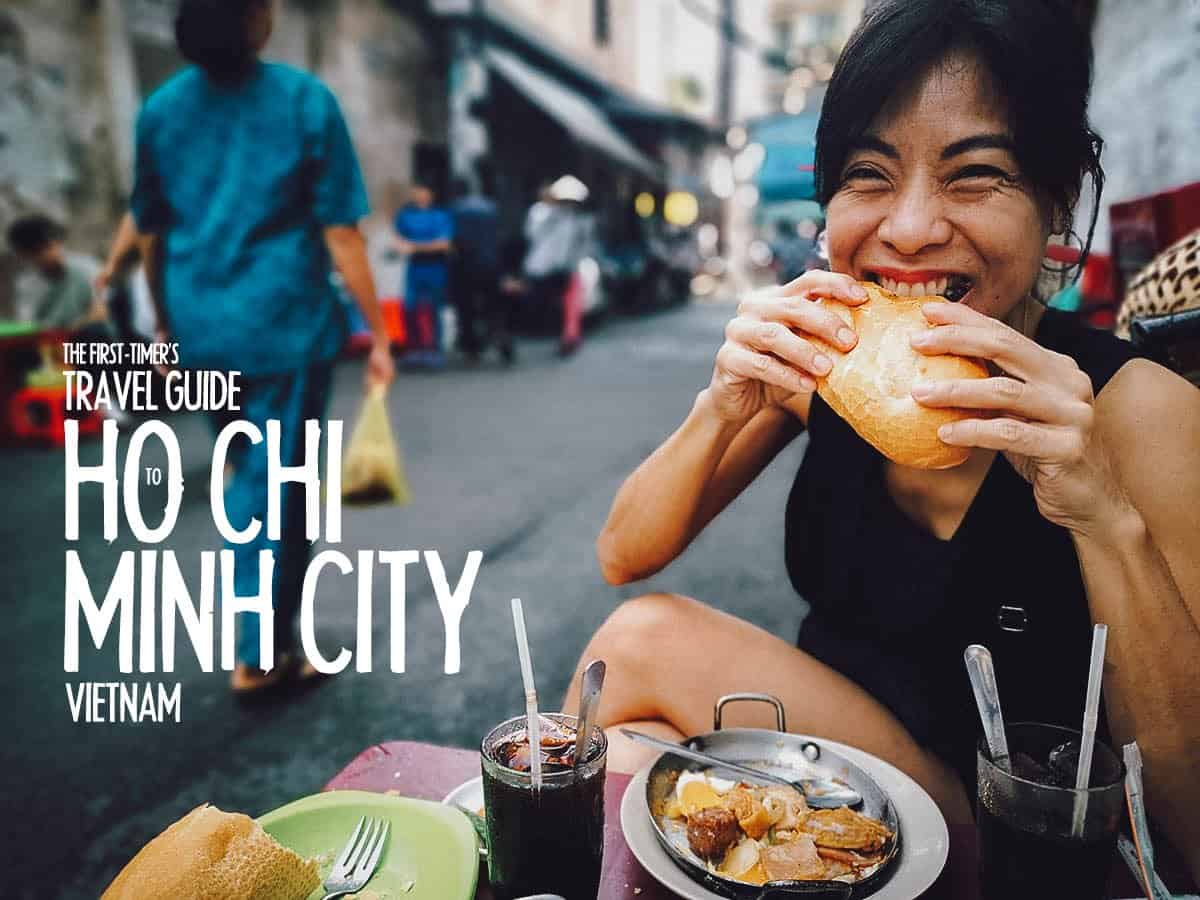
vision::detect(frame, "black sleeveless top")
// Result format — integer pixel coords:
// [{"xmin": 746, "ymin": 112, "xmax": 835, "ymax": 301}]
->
[{"xmin": 785, "ymin": 309, "xmax": 1141, "ymax": 789}]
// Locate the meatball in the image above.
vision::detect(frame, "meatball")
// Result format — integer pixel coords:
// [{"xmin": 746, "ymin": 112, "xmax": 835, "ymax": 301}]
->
[{"xmin": 686, "ymin": 807, "xmax": 741, "ymax": 861}]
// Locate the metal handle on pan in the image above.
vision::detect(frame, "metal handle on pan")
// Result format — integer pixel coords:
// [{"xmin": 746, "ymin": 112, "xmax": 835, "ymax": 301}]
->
[
  {"xmin": 714, "ymin": 692, "xmax": 787, "ymax": 732},
  {"xmin": 756, "ymin": 882, "xmax": 853, "ymax": 899},
  {"xmin": 701, "ymin": 873, "xmax": 852, "ymax": 900}
]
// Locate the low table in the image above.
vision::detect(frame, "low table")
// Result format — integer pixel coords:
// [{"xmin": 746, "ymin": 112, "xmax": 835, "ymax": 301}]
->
[
  {"xmin": 327, "ymin": 741, "xmax": 1192, "ymax": 898},
  {"xmin": 327, "ymin": 740, "xmax": 988, "ymax": 898}
]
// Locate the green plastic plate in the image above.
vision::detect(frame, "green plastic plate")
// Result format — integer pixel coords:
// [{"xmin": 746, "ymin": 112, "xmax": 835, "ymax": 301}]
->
[{"xmin": 259, "ymin": 790, "xmax": 480, "ymax": 899}]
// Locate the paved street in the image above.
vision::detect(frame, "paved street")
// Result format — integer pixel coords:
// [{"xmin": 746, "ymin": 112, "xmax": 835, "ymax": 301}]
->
[{"xmin": 3, "ymin": 301, "xmax": 809, "ymax": 896}]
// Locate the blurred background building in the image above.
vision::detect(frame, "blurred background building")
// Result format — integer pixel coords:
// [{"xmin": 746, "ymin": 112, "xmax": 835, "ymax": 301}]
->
[{"xmin": 1, "ymin": 0, "xmax": 1197, "ymax": 313}]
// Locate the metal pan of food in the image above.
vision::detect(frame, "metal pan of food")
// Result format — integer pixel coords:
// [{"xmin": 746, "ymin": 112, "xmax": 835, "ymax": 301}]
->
[{"xmin": 644, "ymin": 693, "xmax": 902, "ymax": 899}]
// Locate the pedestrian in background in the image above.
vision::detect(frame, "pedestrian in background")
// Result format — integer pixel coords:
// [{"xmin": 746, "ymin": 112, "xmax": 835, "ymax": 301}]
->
[
  {"xmin": 522, "ymin": 176, "xmax": 593, "ymax": 356},
  {"xmin": 7, "ymin": 215, "xmax": 110, "ymax": 337},
  {"xmin": 394, "ymin": 180, "xmax": 453, "ymax": 367},
  {"xmin": 129, "ymin": 0, "xmax": 394, "ymax": 696},
  {"xmin": 450, "ymin": 167, "xmax": 514, "ymax": 364},
  {"xmin": 6, "ymin": 215, "xmax": 126, "ymax": 418}
]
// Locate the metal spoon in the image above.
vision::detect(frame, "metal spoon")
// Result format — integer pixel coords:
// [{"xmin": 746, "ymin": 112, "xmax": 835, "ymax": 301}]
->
[
  {"xmin": 619, "ymin": 728, "xmax": 863, "ymax": 809},
  {"xmin": 1124, "ymin": 743, "xmax": 1172, "ymax": 900},
  {"xmin": 964, "ymin": 644, "xmax": 1010, "ymax": 772},
  {"xmin": 573, "ymin": 660, "xmax": 605, "ymax": 768}
]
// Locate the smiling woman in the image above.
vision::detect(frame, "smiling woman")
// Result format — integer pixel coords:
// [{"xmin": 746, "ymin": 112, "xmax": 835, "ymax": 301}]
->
[
  {"xmin": 815, "ymin": 0, "xmax": 1104, "ymax": 290},
  {"xmin": 566, "ymin": 0, "xmax": 1200, "ymax": 883}
]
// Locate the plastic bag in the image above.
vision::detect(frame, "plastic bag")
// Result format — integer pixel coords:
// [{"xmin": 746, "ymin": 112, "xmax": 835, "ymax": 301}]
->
[{"xmin": 341, "ymin": 384, "xmax": 411, "ymax": 506}]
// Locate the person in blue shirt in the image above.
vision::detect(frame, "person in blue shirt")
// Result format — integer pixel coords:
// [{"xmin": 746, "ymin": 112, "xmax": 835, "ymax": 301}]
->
[
  {"xmin": 394, "ymin": 182, "xmax": 453, "ymax": 367},
  {"xmin": 128, "ymin": 0, "xmax": 395, "ymax": 695}
]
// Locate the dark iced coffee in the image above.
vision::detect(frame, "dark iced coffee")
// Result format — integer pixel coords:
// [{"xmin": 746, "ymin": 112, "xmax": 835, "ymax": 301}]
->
[{"xmin": 481, "ymin": 713, "xmax": 607, "ymax": 900}]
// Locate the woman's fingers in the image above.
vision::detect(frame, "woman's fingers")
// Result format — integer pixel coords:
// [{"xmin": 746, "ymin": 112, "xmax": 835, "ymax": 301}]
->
[
  {"xmin": 737, "ymin": 295, "xmax": 859, "ymax": 352},
  {"xmin": 780, "ymin": 270, "xmax": 870, "ymax": 305},
  {"xmin": 937, "ymin": 417, "xmax": 1087, "ymax": 464},
  {"xmin": 912, "ymin": 375, "xmax": 1094, "ymax": 428},
  {"xmin": 912, "ymin": 301, "xmax": 1074, "ymax": 387},
  {"xmin": 725, "ymin": 317, "xmax": 838, "ymax": 378},
  {"xmin": 716, "ymin": 343, "xmax": 816, "ymax": 394},
  {"xmin": 717, "ymin": 271, "xmax": 868, "ymax": 402}
]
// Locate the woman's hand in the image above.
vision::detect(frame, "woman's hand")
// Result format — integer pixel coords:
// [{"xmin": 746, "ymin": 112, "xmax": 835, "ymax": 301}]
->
[
  {"xmin": 366, "ymin": 333, "xmax": 396, "ymax": 390},
  {"xmin": 152, "ymin": 326, "xmax": 173, "ymax": 377},
  {"xmin": 709, "ymin": 272, "xmax": 866, "ymax": 424},
  {"xmin": 909, "ymin": 300, "xmax": 1129, "ymax": 535},
  {"xmin": 93, "ymin": 266, "xmax": 115, "ymax": 297}
]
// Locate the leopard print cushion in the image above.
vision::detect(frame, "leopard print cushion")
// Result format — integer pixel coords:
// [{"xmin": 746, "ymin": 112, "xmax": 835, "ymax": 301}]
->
[{"xmin": 1115, "ymin": 228, "xmax": 1200, "ymax": 338}]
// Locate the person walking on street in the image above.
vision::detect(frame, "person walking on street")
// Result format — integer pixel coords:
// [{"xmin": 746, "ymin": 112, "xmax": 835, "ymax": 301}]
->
[
  {"xmin": 129, "ymin": 0, "xmax": 394, "ymax": 696},
  {"xmin": 522, "ymin": 176, "xmax": 593, "ymax": 356},
  {"xmin": 394, "ymin": 181, "xmax": 453, "ymax": 367},
  {"xmin": 450, "ymin": 170, "xmax": 513, "ymax": 364}
]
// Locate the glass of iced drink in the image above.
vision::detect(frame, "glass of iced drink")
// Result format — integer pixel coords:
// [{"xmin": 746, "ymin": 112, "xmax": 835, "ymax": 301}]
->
[
  {"xmin": 977, "ymin": 722, "xmax": 1125, "ymax": 900},
  {"xmin": 480, "ymin": 713, "xmax": 607, "ymax": 900}
]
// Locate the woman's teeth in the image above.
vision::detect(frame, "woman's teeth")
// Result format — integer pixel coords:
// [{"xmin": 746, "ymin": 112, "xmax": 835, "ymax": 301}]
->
[
  {"xmin": 873, "ymin": 276, "xmax": 950, "ymax": 297},
  {"xmin": 867, "ymin": 273, "xmax": 972, "ymax": 301}
]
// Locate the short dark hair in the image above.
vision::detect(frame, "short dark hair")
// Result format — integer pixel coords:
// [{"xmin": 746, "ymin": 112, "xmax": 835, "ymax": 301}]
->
[
  {"xmin": 815, "ymin": 0, "xmax": 1103, "ymax": 265},
  {"xmin": 174, "ymin": 0, "xmax": 264, "ymax": 81},
  {"xmin": 7, "ymin": 214, "xmax": 63, "ymax": 254}
]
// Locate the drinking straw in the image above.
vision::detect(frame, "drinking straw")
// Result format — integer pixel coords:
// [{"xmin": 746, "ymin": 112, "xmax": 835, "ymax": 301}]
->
[
  {"xmin": 510, "ymin": 598, "xmax": 542, "ymax": 794},
  {"xmin": 1071, "ymin": 623, "xmax": 1108, "ymax": 837}
]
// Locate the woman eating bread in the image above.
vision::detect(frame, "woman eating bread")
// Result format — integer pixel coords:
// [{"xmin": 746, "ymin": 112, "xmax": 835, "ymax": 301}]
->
[{"xmin": 565, "ymin": 0, "xmax": 1200, "ymax": 874}]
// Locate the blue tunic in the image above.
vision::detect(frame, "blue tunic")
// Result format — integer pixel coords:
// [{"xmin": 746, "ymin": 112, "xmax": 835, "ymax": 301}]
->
[
  {"xmin": 394, "ymin": 205, "xmax": 454, "ymax": 285},
  {"xmin": 130, "ymin": 62, "xmax": 369, "ymax": 375}
]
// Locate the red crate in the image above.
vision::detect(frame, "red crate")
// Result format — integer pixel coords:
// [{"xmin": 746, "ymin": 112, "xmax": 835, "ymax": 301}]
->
[
  {"xmin": 8, "ymin": 385, "xmax": 104, "ymax": 447},
  {"xmin": 1110, "ymin": 180, "xmax": 1200, "ymax": 295}
]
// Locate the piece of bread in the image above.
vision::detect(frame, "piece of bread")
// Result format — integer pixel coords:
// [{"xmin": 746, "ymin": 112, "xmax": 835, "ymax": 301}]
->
[
  {"xmin": 809, "ymin": 281, "xmax": 988, "ymax": 469},
  {"xmin": 102, "ymin": 804, "xmax": 320, "ymax": 900}
]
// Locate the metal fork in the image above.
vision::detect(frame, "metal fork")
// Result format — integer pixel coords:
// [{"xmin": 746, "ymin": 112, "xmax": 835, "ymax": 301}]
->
[{"xmin": 322, "ymin": 815, "xmax": 390, "ymax": 900}]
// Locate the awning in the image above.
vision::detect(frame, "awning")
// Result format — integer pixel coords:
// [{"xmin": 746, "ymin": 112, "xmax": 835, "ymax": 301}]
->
[
  {"xmin": 752, "ymin": 112, "xmax": 820, "ymax": 204},
  {"xmin": 757, "ymin": 143, "xmax": 816, "ymax": 203},
  {"xmin": 485, "ymin": 47, "xmax": 662, "ymax": 181}
]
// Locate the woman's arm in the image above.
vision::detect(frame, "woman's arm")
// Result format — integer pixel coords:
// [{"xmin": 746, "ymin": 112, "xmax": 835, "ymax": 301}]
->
[
  {"xmin": 1078, "ymin": 360, "xmax": 1200, "ymax": 876},
  {"xmin": 598, "ymin": 272, "xmax": 865, "ymax": 585},
  {"xmin": 405, "ymin": 238, "xmax": 452, "ymax": 254},
  {"xmin": 137, "ymin": 231, "xmax": 168, "ymax": 337},
  {"xmin": 324, "ymin": 224, "xmax": 394, "ymax": 388},
  {"xmin": 597, "ymin": 392, "xmax": 802, "ymax": 584},
  {"xmin": 912, "ymin": 303, "xmax": 1200, "ymax": 873},
  {"xmin": 96, "ymin": 212, "xmax": 140, "ymax": 293}
]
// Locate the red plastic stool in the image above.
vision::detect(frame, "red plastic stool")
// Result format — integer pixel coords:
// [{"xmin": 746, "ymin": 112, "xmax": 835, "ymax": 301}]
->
[
  {"xmin": 8, "ymin": 386, "xmax": 104, "ymax": 447},
  {"xmin": 380, "ymin": 298, "xmax": 408, "ymax": 347}
]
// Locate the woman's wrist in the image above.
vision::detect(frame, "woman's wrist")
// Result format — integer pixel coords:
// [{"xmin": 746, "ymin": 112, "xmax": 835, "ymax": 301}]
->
[
  {"xmin": 692, "ymin": 388, "xmax": 752, "ymax": 436},
  {"xmin": 1071, "ymin": 495, "xmax": 1146, "ymax": 554}
]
